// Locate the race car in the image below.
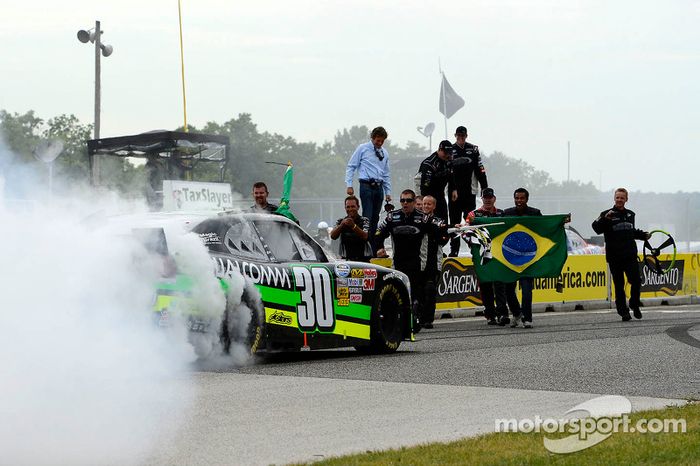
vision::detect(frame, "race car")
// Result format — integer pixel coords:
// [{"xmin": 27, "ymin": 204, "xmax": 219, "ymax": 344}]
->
[{"xmin": 153, "ymin": 212, "xmax": 414, "ymax": 355}]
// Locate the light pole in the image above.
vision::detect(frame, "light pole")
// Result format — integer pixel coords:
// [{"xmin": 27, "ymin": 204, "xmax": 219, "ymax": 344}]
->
[{"xmin": 77, "ymin": 20, "xmax": 113, "ymax": 184}]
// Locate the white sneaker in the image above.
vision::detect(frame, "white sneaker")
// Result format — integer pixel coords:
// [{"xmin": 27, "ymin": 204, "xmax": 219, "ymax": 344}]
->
[
  {"xmin": 510, "ymin": 317, "xmax": 520, "ymax": 328},
  {"xmin": 523, "ymin": 320, "xmax": 533, "ymax": 328}
]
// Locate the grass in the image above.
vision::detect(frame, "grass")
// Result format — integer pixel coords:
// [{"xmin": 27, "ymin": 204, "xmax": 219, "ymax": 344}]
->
[{"xmin": 296, "ymin": 403, "xmax": 699, "ymax": 466}]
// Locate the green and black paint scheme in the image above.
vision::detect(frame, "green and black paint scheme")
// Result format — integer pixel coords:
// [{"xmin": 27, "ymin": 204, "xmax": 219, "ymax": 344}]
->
[{"xmin": 155, "ymin": 213, "xmax": 413, "ymax": 354}]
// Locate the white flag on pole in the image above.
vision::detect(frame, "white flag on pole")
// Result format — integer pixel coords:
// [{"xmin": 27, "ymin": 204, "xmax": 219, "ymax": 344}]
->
[{"xmin": 439, "ymin": 74, "xmax": 465, "ymax": 119}]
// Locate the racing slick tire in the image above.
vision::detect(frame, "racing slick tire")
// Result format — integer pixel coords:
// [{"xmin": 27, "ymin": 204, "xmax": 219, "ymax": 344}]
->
[
  {"xmin": 220, "ymin": 283, "xmax": 264, "ymax": 357},
  {"xmin": 359, "ymin": 280, "xmax": 408, "ymax": 354}
]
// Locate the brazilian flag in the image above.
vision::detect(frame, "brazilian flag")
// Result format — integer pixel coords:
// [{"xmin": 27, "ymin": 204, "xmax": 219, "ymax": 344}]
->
[
  {"xmin": 471, "ymin": 215, "xmax": 568, "ymax": 282},
  {"xmin": 274, "ymin": 163, "xmax": 298, "ymax": 223}
]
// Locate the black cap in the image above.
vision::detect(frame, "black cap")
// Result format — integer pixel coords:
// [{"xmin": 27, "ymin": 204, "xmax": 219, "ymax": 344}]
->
[
  {"xmin": 455, "ymin": 126, "xmax": 467, "ymax": 135},
  {"xmin": 481, "ymin": 188, "xmax": 495, "ymax": 198},
  {"xmin": 438, "ymin": 140, "xmax": 453, "ymax": 151}
]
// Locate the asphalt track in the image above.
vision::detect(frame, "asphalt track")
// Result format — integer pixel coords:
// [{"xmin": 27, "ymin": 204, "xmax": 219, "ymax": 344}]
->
[{"xmin": 148, "ymin": 305, "xmax": 700, "ymax": 465}]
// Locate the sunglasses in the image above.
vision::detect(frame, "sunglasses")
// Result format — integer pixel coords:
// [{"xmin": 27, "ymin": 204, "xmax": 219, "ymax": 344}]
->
[{"xmin": 399, "ymin": 198, "xmax": 414, "ymax": 203}]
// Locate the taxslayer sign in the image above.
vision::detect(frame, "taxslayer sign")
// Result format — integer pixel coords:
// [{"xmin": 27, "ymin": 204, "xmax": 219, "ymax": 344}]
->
[
  {"xmin": 436, "ymin": 258, "xmax": 482, "ymax": 307},
  {"xmin": 163, "ymin": 180, "xmax": 234, "ymax": 211}
]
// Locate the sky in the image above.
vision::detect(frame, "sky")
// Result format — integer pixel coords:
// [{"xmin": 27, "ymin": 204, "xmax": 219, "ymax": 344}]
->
[{"xmin": 1, "ymin": 0, "xmax": 698, "ymax": 193}]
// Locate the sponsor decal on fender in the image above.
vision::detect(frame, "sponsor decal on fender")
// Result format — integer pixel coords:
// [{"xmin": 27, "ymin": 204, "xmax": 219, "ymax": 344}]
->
[
  {"xmin": 363, "ymin": 268, "xmax": 377, "ymax": 278},
  {"xmin": 268, "ymin": 310, "xmax": 293, "ymax": 326},
  {"xmin": 337, "ymin": 277, "xmax": 348, "ymax": 286},
  {"xmin": 349, "ymin": 294, "xmax": 363, "ymax": 303},
  {"xmin": 337, "ymin": 286, "xmax": 349, "ymax": 299},
  {"xmin": 363, "ymin": 278, "xmax": 375, "ymax": 291},
  {"xmin": 351, "ymin": 269, "xmax": 365, "ymax": 278},
  {"xmin": 337, "ymin": 298, "xmax": 349, "ymax": 307},
  {"xmin": 348, "ymin": 278, "xmax": 362, "ymax": 287},
  {"xmin": 335, "ymin": 262, "xmax": 350, "ymax": 278}
]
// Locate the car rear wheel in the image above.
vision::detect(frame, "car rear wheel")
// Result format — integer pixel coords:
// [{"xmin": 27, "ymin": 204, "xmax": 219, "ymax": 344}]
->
[
  {"xmin": 360, "ymin": 281, "xmax": 407, "ymax": 354},
  {"xmin": 221, "ymin": 284, "xmax": 264, "ymax": 357}
]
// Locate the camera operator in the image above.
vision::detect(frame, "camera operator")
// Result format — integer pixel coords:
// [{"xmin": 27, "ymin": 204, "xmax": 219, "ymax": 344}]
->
[
  {"xmin": 418, "ymin": 140, "xmax": 456, "ymax": 222},
  {"xmin": 330, "ymin": 196, "xmax": 372, "ymax": 262}
]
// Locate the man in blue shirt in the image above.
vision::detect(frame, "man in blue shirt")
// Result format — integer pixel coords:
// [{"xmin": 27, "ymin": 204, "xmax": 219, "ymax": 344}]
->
[{"xmin": 345, "ymin": 126, "xmax": 392, "ymax": 249}]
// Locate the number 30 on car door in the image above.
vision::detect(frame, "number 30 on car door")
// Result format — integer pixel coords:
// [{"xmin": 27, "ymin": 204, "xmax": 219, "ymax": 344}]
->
[{"xmin": 292, "ymin": 266, "xmax": 335, "ymax": 332}]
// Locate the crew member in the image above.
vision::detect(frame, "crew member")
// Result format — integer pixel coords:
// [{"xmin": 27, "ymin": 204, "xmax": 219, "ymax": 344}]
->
[
  {"xmin": 503, "ymin": 188, "xmax": 542, "ymax": 328},
  {"xmin": 345, "ymin": 126, "xmax": 392, "ymax": 248},
  {"xmin": 375, "ymin": 189, "xmax": 431, "ymax": 330},
  {"xmin": 250, "ymin": 182, "xmax": 278, "ymax": 213},
  {"xmin": 330, "ymin": 196, "xmax": 372, "ymax": 262},
  {"xmin": 448, "ymin": 126, "xmax": 488, "ymax": 257},
  {"xmin": 466, "ymin": 188, "xmax": 509, "ymax": 326},
  {"xmin": 420, "ymin": 195, "xmax": 450, "ymax": 328},
  {"xmin": 592, "ymin": 188, "xmax": 650, "ymax": 321},
  {"xmin": 419, "ymin": 140, "xmax": 456, "ymax": 222}
]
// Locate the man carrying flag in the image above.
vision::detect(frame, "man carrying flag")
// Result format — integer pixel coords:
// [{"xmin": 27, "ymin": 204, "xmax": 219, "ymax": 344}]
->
[
  {"xmin": 502, "ymin": 188, "xmax": 542, "ymax": 328},
  {"xmin": 465, "ymin": 188, "xmax": 509, "ymax": 326}
]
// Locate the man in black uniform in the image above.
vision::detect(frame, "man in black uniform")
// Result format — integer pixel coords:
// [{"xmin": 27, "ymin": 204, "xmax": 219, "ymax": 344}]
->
[
  {"xmin": 466, "ymin": 188, "xmax": 509, "ymax": 326},
  {"xmin": 420, "ymin": 195, "xmax": 450, "ymax": 328},
  {"xmin": 503, "ymin": 188, "xmax": 542, "ymax": 328},
  {"xmin": 375, "ymin": 189, "xmax": 432, "ymax": 329},
  {"xmin": 419, "ymin": 140, "xmax": 455, "ymax": 222},
  {"xmin": 330, "ymin": 195, "xmax": 372, "ymax": 262},
  {"xmin": 592, "ymin": 188, "xmax": 650, "ymax": 321},
  {"xmin": 448, "ymin": 126, "xmax": 488, "ymax": 257}
]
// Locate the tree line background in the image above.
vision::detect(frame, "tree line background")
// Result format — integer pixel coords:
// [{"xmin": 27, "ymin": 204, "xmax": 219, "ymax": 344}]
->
[{"xmin": 1, "ymin": 109, "xmax": 698, "ymax": 242}]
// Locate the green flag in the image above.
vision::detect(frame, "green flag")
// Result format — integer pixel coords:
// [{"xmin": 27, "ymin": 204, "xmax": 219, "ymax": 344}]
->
[
  {"xmin": 470, "ymin": 214, "xmax": 568, "ymax": 282},
  {"xmin": 274, "ymin": 164, "xmax": 298, "ymax": 223}
]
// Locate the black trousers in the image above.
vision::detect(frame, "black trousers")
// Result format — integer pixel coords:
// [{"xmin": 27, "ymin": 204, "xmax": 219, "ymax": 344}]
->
[
  {"xmin": 505, "ymin": 277, "xmax": 534, "ymax": 322},
  {"xmin": 480, "ymin": 281, "xmax": 508, "ymax": 320},
  {"xmin": 422, "ymin": 270, "xmax": 439, "ymax": 325},
  {"xmin": 609, "ymin": 258, "xmax": 641, "ymax": 315},
  {"xmin": 399, "ymin": 267, "xmax": 426, "ymax": 326},
  {"xmin": 448, "ymin": 191, "xmax": 477, "ymax": 254}
]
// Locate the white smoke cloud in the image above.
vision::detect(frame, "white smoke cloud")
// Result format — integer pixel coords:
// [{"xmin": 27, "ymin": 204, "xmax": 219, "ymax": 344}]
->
[
  {"xmin": 0, "ymin": 136, "xmax": 258, "ymax": 463},
  {"xmin": 0, "ymin": 198, "xmax": 203, "ymax": 464}
]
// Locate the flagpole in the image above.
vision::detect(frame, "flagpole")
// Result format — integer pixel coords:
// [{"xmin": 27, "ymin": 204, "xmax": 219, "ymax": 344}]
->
[
  {"xmin": 441, "ymin": 72, "xmax": 448, "ymax": 139},
  {"xmin": 439, "ymin": 60, "xmax": 447, "ymax": 139},
  {"xmin": 178, "ymin": 0, "xmax": 188, "ymax": 133}
]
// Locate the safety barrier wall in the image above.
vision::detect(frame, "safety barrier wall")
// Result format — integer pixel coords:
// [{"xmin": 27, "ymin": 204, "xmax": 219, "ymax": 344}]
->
[{"xmin": 374, "ymin": 253, "xmax": 700, "ymax": 310}]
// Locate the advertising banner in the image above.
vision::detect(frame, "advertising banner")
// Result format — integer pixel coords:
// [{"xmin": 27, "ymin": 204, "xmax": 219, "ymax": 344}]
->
[
  {"xmin": 633, "ymin": 253, "xmax": 698, "ymax": 298},
  {"xmin": 162, "ymin": 180, "xmax": 234, "ymax": 211},
  {"xmin": 436, "ymin": 258, "xmax": 482, "ymax": 309},
  {"xmin": 436, "ymin": 256, "xmax": 608, "ymax": 309},
  {"xmin": 532, "ymin": 255, "xmax": 608, "ymax": 303}
]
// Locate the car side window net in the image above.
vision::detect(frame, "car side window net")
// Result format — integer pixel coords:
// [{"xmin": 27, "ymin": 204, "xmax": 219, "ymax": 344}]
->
[{"xmin": 253, "ymin": 220, "xmax": 305, "ymax": 262}]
